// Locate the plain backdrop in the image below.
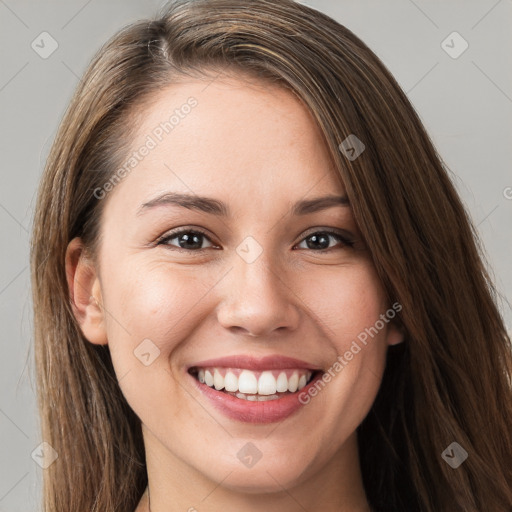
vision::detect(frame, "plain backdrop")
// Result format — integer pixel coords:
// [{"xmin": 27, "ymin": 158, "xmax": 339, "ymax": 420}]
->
[{"xmin": 0, "ymin": 0, "xmax": 511, "ymax": 510}]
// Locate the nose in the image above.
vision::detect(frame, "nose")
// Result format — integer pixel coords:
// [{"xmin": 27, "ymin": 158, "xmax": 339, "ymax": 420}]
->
[{"xmin": 216, "ymin": 250, "xmax": 301, "ymax": 338}]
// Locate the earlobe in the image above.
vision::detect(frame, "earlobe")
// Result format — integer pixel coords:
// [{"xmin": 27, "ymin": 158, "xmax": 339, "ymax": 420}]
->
[
  {"xmin": 386, "ymin": 322, "xmax": 405, "ymax": 346},
  {"xmin": 65, "ymin": 237, "xmax": 108, "ymax": 345}
]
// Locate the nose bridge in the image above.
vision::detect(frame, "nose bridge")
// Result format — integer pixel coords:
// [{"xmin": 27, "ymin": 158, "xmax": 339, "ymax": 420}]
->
[
  {"xmin": 216, "ymin": 240, "xmax": 300, "ymax": 337},
  {"xmin": 235, "ymin": 248, "xmax": 280, "ymax": 300}
]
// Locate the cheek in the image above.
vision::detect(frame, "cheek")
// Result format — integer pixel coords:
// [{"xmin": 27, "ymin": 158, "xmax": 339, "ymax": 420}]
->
[
  {"xmin": 298, "ymin": 263, "xmax": 389, "ymax": 418},
  {"xmin": 301, "ymin": 262, "xmax": 388, "ymax": 349},
  {"xmin": 99, "ymin": 260, "xmax": 216, "ymax": 420},
  {"xmin": 104, "ymin": 260, "xmax": 216, "ymax": 351},
  {"xmin": 98, "ymin": 258, "xmax": 221, "ymax": 414}
]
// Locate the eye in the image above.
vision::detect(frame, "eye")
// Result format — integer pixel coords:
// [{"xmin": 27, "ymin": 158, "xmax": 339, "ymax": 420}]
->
[
  {"xmin": 156, "ymin": 228, "xmax": 217, "ymax": 251},
  {"xmin": 294, "ymin": 230, "xmax": 354, "ymax": 251},
  {"xmin": 156, "ymin": 227, "xmax": 355, "ymax": 253}
]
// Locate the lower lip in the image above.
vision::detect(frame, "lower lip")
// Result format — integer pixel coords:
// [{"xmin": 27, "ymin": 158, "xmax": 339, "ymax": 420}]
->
[{"xmin": 188, "ymin": 370, "xmax": 323, "ymax": 424}]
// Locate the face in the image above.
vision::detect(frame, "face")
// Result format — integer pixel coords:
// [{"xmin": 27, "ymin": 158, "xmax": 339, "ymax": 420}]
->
[{"xmin": 68, "ymin": 74, "xmax": 403, "ymax": 496}]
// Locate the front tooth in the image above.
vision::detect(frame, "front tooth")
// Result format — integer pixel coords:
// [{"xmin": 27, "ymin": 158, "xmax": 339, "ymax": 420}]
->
[
  {"xmin": 224, "ymin": 371, "xmax": 238, "ymax": 392},
  {"xmin": 298, "ymin": 374, "xmax": 307, "ymax": 390},
  {"xmin": 204, "ymin": 370, "xmax": 214, "ymax": 387},
  {"xmin": 288, "ymin": 371, "xmax": 299, "ymax": 392},
  {"xmin": 258, "ymin": 371, "xmax": 277, "ymax": 395},
  {"xmin": 276, "ymin": 372, "xmax": 288, "ymax": 392},
  {"xmin": 246, "ymin": 394, "xmax": 258, "ymax": 401},
  {"xmin": 213, "ymin": 369, "xmax": 224, "ymax": 390},
  {"xmin": 238, "ymin": 370, "xmax": 258, "ymax": 394}
]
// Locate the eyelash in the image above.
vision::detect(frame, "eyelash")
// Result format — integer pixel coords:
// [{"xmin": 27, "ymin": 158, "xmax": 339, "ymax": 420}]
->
[{"xmin": 155, "ymin": 227, "xmax": 355, "ymax": 253}]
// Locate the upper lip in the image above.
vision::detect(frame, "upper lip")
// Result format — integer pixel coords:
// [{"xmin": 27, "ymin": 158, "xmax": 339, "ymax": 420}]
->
[{"xmin": 188, "ymin": 355, "xmax": 322, "ymax": 372}]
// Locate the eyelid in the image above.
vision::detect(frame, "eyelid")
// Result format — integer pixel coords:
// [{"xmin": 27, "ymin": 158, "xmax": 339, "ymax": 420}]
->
[{"xmin": 297, "ymin": 227, "xmax": 354, "ymax": 243}]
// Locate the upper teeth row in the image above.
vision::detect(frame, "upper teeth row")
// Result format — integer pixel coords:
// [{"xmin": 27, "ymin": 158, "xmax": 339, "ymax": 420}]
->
[{"xmin": 197, "ymin": 368, "xmax": 313, "ymax": 395}]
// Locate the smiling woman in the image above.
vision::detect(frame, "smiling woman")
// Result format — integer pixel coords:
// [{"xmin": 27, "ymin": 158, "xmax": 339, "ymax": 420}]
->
[{"xmin": 30, "ymin": 1, "xmax": 512, "ymax": 511}]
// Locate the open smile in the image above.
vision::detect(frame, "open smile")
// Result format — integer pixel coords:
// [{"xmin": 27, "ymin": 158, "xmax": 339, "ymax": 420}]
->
[{"xmin": 187, "ymin": 355, "xmax": 324, "ymax": 423}]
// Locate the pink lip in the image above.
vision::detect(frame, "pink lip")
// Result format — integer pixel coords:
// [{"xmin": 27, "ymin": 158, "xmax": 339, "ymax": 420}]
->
[
  {"xmin": 187, "ymin": 354, "xmax": 321, "ymax": 371},
  {"xmin": 188, "ymin": 371, "xmax": 322, "ymax": 424}
]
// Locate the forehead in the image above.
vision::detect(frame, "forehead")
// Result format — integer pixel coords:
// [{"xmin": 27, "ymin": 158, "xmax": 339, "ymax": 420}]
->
[{"xmin": 105, "ymin": 74, "xmax": 345, "ymax": 214}]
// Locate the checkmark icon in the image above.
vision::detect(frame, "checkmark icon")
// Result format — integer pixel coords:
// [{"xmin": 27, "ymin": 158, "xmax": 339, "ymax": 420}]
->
[
  {"xmin": 31, "ymin": 31, "xmax": 58, "ymax": 59},
  {"xmin": 237, "ymin": 442, "xmax": 262, "ymax": 468},
  {"xmin": 441, "ymin": 442, "xmax": 468, "ymax": 468},
  {"xmin": 441, "ymin": 31, "xmax": 468, "ymax": 59},
  {"xmin": 236, "ymin": 236, "xmax": 263, "ymax": 263},
  {"xmin": 339, "ymin": 134, "xmax": 365, "ymax": 161},
  {"xmin": 31, "ymin": 441, "xmax": 59, "ymax": 468},
  {"xmin": 134, "ymin": 338, "xmax": 160, "ymax": 366}
]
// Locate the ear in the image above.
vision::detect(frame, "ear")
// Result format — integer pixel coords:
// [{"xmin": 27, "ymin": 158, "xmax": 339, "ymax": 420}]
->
[
  {"xmin": 65, "ymin": 237, "xmax": 108, "ymax": 345},
  {"xmin": 386, "ymin": 321, "xmax": 405, "ymax": 347}
]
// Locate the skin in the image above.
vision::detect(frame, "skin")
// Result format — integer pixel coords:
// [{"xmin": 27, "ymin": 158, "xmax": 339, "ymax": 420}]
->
[{"xmin": 66, "ymin": 73, "xmax": 404, "ymax": 512}]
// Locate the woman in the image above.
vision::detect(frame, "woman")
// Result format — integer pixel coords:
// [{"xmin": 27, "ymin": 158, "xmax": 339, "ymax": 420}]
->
[{"xmin": 30, "ymin": 0, "xmax": 512, "ymax": 510}]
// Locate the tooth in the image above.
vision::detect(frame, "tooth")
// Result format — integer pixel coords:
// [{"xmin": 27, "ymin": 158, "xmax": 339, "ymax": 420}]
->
[
  {"xmin": 259, "ymin": 394, "xmax": 281, "ymax": 401},
  {"xmin": 276, "ymin": 372, "xmax": 288, "ymax": 392},
  {"xmin": 235, "ymin": 392, "xmax": 246, "ymax": 399},
  {"xmin": 238, "ymin": 370, "xmax": 258, "ymax": 394},
  {"xmin": 246, "ymin": 394, "xmax": 258, "ymax": 401},
  {"xmin": 204, "ymin": 370, "xmax": 214, "ymax": 387},
  {"xmin": 224, "ymin": 371, "xmax": 238, "ymax": 392},
  {"xmin": 298, "ymin": 374, "xmax": 307, "ymax": 390},
  {"xmin": 198, "ymin": 369, "xmax": 205, "ymax": 383},
  {"xmin": 288, "ymin": 371, "xmax": 299, "ymax": 392},
  {"xmin": 258, "ymin": 371, "xmax": 277, "ymax": 395},
  {"xmin": 213, "ymin": 369, "xmax": 224, "ymax": 390}
]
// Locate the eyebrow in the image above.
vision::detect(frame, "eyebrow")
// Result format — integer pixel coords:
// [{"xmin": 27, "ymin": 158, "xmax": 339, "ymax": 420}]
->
[{"xmin": 136, "ymin": 192, "xmax": 350, "ymax": 217}]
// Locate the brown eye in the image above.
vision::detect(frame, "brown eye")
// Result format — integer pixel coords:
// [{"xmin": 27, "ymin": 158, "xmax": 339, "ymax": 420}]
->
[
  {"xmin": 157, "ymin": 229, "xmax": 215, "ymax": 251},
  {"xmin": 295, "ymin": 230, "xmax": 354, "ymax": 251}
]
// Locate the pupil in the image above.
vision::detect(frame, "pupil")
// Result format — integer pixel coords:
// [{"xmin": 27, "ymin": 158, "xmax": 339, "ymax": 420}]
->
[
  {"xmin": 307, "ymin": 233, "xmax": 329, "ymax": 250},
  {"xmin": 179, "ymin": 233, "xmax": 202, "ymax": 249}
]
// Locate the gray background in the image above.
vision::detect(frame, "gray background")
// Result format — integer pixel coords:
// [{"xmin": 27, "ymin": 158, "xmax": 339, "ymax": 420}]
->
[{"xmin": 0, "ymin": 0, "xmax": 511, "ymax": 509}]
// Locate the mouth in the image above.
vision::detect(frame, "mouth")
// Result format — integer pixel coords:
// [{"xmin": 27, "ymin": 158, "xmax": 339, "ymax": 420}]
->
[
  {"xmin": 188, "ymin": 366, "xmax": 320, "ymax": 401},
  {"xmin": 186, "ymin": 355, "xmax": 324, "ymax": 423}
]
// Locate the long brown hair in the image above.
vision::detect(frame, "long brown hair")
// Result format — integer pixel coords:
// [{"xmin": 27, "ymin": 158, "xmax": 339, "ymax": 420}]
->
[{"xmin": 30, "ymin": 0, "xmax": 512, "ymax": 510}]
